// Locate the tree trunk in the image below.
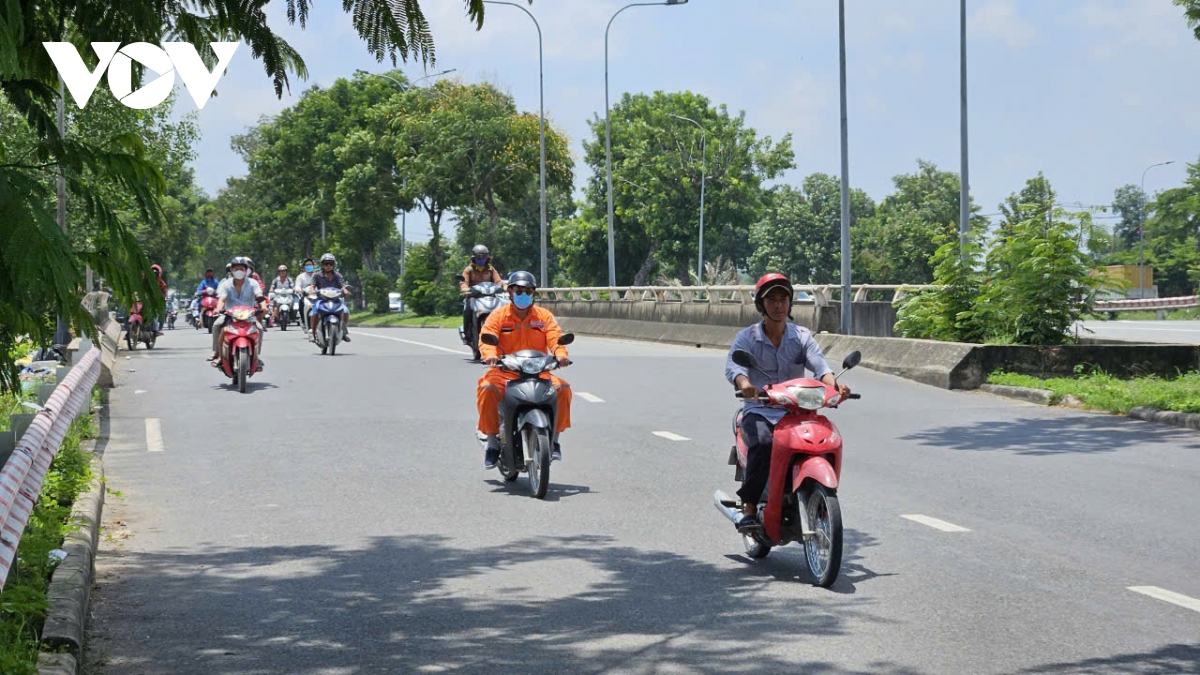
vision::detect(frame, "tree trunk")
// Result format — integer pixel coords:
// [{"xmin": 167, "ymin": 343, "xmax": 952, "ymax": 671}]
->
[
  {"xmin": 483, "ymin": 192, "xmax": 500, "ymax": 244},
  {"xmin": 632, "ymin": 242, "xmax": 660, "ymax": 286},
  {"xmin": 677, "ymin": 255, "xmax": 692, "ymax": 286}
]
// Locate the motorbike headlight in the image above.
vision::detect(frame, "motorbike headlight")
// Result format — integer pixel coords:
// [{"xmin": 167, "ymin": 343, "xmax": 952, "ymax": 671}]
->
[
  {"xmin": 224, "ymin": 325, "xmax": 238, "ymax": 334},
  {"xmin": 521, "ymin": 359, "xmax": 543, "ymax": 375},
  {"xmin": 787, "ymin": 385, "xmax": 828, "ymax": 410}
]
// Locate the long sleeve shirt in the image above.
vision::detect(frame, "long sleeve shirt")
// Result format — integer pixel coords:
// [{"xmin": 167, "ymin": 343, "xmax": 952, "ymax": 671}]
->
[
  {"xmin": 478, "ymin": 305, "xmax": 568, "ymax": 362},
  {"xmin": 724, "ymin": 322, "xmax": 833, "ymax": 424}
]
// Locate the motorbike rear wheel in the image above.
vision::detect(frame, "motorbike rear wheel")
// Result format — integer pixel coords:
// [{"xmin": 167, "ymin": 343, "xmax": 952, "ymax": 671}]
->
[
  {"xmin": 804, "ymin": 484, "xmax": 842, "ymax": 588},
  {"xmin": 236, "ymin": 347, "xmax": 249, "ymax": 393},
  {"xmin": 525, "ymin": 427, "xmax": 551, "ymax": 499}
]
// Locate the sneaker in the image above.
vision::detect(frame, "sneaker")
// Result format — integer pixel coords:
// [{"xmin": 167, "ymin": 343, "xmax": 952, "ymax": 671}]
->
[
  {"xmin": 735, "ymin": 513, "xmax": 761, "ymax": 533},
  {"xmin": 342, "ymin": 334, "xmax": 351, "ymax": 343},
  {"xmin": 256, "ymin": 360, "xmax": 264, "ymax": 372},
  {"xmin": 484, "ymin": 445, "xmax": 500, "ymax": 469},
  {"xmin": 551, "ymin": 442, "xmax": 561, "ymax": 462}
]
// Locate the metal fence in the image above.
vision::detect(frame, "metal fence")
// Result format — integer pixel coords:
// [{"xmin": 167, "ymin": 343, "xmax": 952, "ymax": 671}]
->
[
  {"xmin": 0, "ymin": 346, "xmax": 100, "ymax": 589},
  {"xmin": 1093, "ymin": 295, "xmax": 1200, "ymax": 312}
]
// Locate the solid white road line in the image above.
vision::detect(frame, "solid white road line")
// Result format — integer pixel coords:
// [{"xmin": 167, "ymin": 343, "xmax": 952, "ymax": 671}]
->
[
  {"xmin": 1127, "ymin": 586, "xmax": 1200, "ymax": 613},
  {"xmin": 145, "ymin": 418, "xmax": 165, "ymax": 453},
  {"xmin": 354, "ymin": 331, "xmax": 471, "ymax": 355},
  {"xmin": 900, "ymin": 514, "xmax": 971, "ymax": 532},
  {"xmin": 578, "ymin": 392, "xmax": 605, "ymax": 403},
  {"xmin": 652, "ymin": 431, "xmax": 690, "ymax": 442}
]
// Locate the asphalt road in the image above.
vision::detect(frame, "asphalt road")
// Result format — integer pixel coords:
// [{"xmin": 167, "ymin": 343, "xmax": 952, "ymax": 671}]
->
[
  {"xmin": 1077, "ymin": 320, "xmax": 1200, "ymax": 344},
  {"xmin": 85, "ymin": 324, "xmax": 1200, "ymax": 674}
]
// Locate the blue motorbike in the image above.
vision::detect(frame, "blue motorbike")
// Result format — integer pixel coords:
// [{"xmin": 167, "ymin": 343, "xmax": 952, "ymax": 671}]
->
[{"xmin": 313, "ymin": 287, "xmax": 348, "ymax": 355}]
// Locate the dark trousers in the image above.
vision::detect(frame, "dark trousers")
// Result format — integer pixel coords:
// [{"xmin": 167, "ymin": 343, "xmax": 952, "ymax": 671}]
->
[
  {"xmin": 462, "ymin": 300, "xmax": 472, "ymax": 333},
  {"xmin": 737, "ymin": 413, "xmax": 775, "ymax": 505}
]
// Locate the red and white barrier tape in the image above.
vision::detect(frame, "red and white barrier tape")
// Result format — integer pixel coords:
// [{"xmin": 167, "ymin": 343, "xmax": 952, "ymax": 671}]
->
[{"xmin": 0, "ymin": 347, "xmax": 100, "ymax": 589}]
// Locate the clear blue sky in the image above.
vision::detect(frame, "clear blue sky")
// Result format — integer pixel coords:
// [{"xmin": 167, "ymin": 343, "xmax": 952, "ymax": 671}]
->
[{"xmin": 177, "ymin": 0, "xmax": 1200, "ymax": 243}]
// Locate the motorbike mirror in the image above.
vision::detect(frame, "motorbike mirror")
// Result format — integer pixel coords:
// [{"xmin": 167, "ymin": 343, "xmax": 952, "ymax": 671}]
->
[
  {"xmin": 480, "ymin": 333, "xmax": 500, "ymax": 346},
  {"xmin": 731, "ymin": 349, "xmax": 757, "ymax": 370},
  {"xmin": 558, "ymin": 333, "xmax": 575, "ymax": 346},
  {"xmin": 454, "ymin": 274, "xmax": 465, "ymax": 283},
  {"xmin": 841, "ymin": 350, "xmax": 862, "ymax": 371}
]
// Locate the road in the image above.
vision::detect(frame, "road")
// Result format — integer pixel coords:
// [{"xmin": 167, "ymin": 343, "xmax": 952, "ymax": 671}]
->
[
  {"xmin": 85, "ymin": 325, "xmax": 1200, "ymax": 674},
  {"xmin": 1078, "ymin": 320, "xmax": 1200, "ymax": 344}
]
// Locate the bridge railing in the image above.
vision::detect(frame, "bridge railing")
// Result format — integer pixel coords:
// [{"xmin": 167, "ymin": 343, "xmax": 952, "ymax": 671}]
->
[
  {"xmin": 0, "ymin": 345, "xmax": 100, "ymax": 589},
  {"xmin": 537, "ymin": 284, "xmax": 937, "ymax": 306},
  {"xmin": 1093, "ymin": 295, "xmax": 1200, "ymax": 312}
]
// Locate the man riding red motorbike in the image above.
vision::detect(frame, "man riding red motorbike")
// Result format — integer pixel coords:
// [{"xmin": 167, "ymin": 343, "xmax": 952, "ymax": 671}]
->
[{"xmin": 725, "ymin": 273, "xmax": 850, "ymax": 532}]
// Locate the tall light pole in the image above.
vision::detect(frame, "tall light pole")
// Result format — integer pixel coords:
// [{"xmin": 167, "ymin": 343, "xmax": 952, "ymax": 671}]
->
[
  {"xmin": 959, "ymin": 0, "xmax": 970, "ymax": 255},
  {"xmin": 668, "ymin": 114, "xmax": 706, "ymax": 284},
  {"xmin": 605, "ymin": 0, "xmax": 689, "ymax": 287},
  {"xmin": 484, "ymin": 1, "xmax": 548, "ymax": 286},
  {"xmin": 838, "ymin": 0, "xmax": 853, "ymax": 335},
  {"xmin": 1138, "ymin": 160, "xmax": 1175, "ymax": 298},
  {"xmin": 54, "ymin": 80, "xmax": 73, "ymax": 347}
]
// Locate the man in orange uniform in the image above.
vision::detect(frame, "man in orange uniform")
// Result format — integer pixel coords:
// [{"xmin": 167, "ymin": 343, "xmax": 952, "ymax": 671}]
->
[{"xmin": 477, "ymin": 271, "xmax": 572, "ymax": 469}]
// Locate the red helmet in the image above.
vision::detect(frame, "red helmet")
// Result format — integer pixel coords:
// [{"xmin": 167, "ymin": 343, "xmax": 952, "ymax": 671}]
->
[{"xmin": 753, "ymin": 273, "xmax": 793, "ymax": 313}]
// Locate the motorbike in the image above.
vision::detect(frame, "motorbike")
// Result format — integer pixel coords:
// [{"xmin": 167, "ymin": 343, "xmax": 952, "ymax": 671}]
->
[
  {"xmin": 166, "ymin": 308, "xmax": 177, "ymax": 330},
  {"xmin": 124, "ymin": 301, "xmax": 156, "ymax": 350},
  {"xmin": 713, "ymin": 349, "xmax": 862, "ymax": 588},
  {"xmin": 217, "ymin": 306, "xmax": 262, "ymax": 394},
  {"xmin": 198, "ymin": 287, "xmax": 219, "ymax": 332},
  {"xmin": 312, "ymin": 287, "xmax": 348, "ymax": 355},
  {"xmin": 456, "ymin": 276, "xmax": 510, "ymax": 361},
  {"xmin": 478, "ymin": 332, "xmax": 574, "ymax": 499},
  {"xmin": 272, "ymin": 288, "xmax": 295, "ymax": 331}
]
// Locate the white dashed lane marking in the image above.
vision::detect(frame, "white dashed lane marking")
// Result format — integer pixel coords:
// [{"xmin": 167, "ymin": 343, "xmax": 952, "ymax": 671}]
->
[
  {"xmin": 1127, "ymin": 586, "xmax": 1200, "ymax": 614},
  {"xmin": 145, "ymin": 418, "xmax": 165, "ymax": 452},
  {"xmin": 900, "ymin": 514, "xmax": 971, "ymax": 532},
  {"xmin": 652, "ymin": 431, "xmax": 690, "ymax": 442},
  {"xmin": 355, "ymin": 331, "xmax": 470, "ymax": 355},
  {"xmin": 578, "ymin": 392, "xmax": 605, "ymax": 403}
]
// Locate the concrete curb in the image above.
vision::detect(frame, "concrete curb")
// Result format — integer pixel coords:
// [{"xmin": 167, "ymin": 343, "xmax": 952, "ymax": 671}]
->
[
  {"xmin": 1128, "ymin": 406, "xmax": 1200, "ymax": 431},
  {"xmin": 39, "ymin": 449, "xmax": 105, "ymax": 671},
  {"xmin": 978, "ymin": 383, "xmax": 1054, "ymax": 405}
]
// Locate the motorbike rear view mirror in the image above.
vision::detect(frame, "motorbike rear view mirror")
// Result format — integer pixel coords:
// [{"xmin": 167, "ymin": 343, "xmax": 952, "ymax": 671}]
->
[
  {"xmin": 558, "ymin": 333, "xmax": 575, "ymax": 346},
  {"xmin": 731, "ymin": 349, "xmax": 758, "ymax": 370},
  {"xmin": 454, "ymin": 274, "xmax": 465, "ymax": 283},
  {"xmin": 480, "ymin": 333, "xmax": 500, "ymax": 346},
  {"xmin": 841, "ymin": 350, "xmax": 862, "ymax": 371}
]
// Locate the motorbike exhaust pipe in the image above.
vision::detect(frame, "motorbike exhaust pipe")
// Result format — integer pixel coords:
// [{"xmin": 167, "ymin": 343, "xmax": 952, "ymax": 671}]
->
[{"xmin": 713, "ymin": 490, "xmax": 742, "ymax": 524}]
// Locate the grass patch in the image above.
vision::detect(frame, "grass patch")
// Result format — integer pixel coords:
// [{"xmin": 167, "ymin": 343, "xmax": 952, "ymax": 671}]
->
[
  {"xmin": 988, "ymin": 370, "xmax": 1200, "ymax": 414},
  {"xmin": 349, "ymin": 311, "xmax": 460, "ymax": 328},
  {"xmin": 0, "ymin": 407, "xmax": 95, "ymax": 675}
]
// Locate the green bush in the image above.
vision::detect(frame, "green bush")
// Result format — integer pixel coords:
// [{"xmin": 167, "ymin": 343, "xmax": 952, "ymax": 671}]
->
[
  {"xmin": 988, "ymin": 369, "xmax": 1200, "ymax": 414},
  {"xmin": 400, "ymin": 243, "xmax": 462, "ymax": 317},
  {"xmin": 359, "ymin": 269, "xmax": 392, "ymax": 314}
]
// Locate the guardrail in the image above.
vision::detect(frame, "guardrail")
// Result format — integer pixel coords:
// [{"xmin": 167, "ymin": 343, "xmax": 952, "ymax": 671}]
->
[
  {"xmin": 0, "ymin": 346, "xmax": 100, "ymax": 589},
  {"xmin": 1093, "ymin": 296, "xmax": 1200, "ymax": 312},
  {"xmin": 538, "ymin": 284, "xmax": 937, "ymax": 306}
]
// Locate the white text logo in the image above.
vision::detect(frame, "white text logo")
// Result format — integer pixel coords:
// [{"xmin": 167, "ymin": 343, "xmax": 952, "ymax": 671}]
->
[{"xmin": 42, "ymin": 42, "xmax": 238, "ymax": 110}]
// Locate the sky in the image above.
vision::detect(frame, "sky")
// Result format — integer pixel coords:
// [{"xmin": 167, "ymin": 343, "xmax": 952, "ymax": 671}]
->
[{"xmin": 173, "ymin": 0, "xmax": 1200, "ymax": 244}]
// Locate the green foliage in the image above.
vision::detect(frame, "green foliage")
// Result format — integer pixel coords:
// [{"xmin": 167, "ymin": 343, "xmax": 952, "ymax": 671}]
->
[
  {"xmin": 989, "ymin": 369, "xmax": 1200, "ymax": 414},
  {"xmin": 0, "ymin": 414, "xmax": 94, "ymax": 675},
  {"xmin": 350, "ymin": 311, "xmax": 460, "ymax": 327},
  {"xmin": 359, "ymin": 269, "xmax": 391, "ymax": 314},
  {"xmin": 399, "ymin": 243, "xmax": 459, "ymax": 316},
  {"xmin": 893, "ymin": 236, "xmax": 985, "ymax": 343},
  {"xmin": 1179, "ymin": 0, "xmax": 1200, "ymax": 42},
  {"xmin": 1111, "ymin": 183, "xmax": 1147, "ymax": 251}
]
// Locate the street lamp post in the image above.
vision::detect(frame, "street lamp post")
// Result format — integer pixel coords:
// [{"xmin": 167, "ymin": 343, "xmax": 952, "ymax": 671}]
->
[
  {"xmin": 959, "ymin": 0, "xmax": 970, "ymax": 255},
  {"xmin": 668, "ymin": 114, "xmax": 706, "ymax": 284},
  {"xmin": 484, "ymin": 1, "xmax": 548, "ymax": 286},
  {"xmin": 605, "ymin": 0, "xmax": 688, "ymax": 287},
  {"xmin": 1138, "ymin": 160, "xmax": 1175, "ymax": 298},
  {"xmin": 837, "ymin": 0, "xmax": 853, "ymax": 335}
]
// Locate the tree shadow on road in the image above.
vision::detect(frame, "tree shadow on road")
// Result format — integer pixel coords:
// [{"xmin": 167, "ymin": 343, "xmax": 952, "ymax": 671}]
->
[
  {"xmin": 723, "ymin": 528, "xmax": 895, "ymax": 595},
  {"xmin": 1004, "ymin": 642, "xmax": 1200, "ymax": 674},
  {"xmin": 86, "ymin": 534, "xmax": 906, "ymax": 675},
  {"xmin": 899, "ymin": 415, "xmax": 1200, "ymax": 456}
]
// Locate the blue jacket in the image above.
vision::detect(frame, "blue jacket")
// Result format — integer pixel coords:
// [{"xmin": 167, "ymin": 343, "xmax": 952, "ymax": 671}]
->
[{"xmin": 195, "ymin": 277, "xmax": 219, "ymax": 294}]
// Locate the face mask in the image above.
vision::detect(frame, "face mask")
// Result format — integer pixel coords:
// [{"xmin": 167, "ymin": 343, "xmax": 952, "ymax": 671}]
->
[
  {"xmin": 233, "ymin": 270, "xmax": 247, "ymax": 280},
  {"xmin": 472, "ymin": 257, "xmax": 487, "ymax": 266},
  {"xmin": 305, "ymin": 265, "xmax": 314, "ymax": 273},
  {"xmin": 512, "ymin": 292, "xmax": 533, "ymax": 310}
]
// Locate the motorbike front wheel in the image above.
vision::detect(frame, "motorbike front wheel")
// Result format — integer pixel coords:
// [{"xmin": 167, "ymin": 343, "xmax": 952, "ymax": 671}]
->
[
  {"xmin": 236, "ymin": 347, "xmax": 249, "ymax": 393},
  {"xmin": 279, "ymin": 312, "xmax": 288, "ymax": 331},
  {"xmin": 524, "ymin": 427, "xmax": 551, "ymax": 499},
  {"xmin": 804, "ymin": 484, "xmax": 843, "ymax": 588},
  {"xmin": 127, "ymin": 324, "xmax": 138, "ymax": 350}
]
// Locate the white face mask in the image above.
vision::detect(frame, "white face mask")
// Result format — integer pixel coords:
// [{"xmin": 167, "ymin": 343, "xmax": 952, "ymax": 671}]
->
[{"xmin": 232, "ymin": 270, "xmax": 247, "ymax": 280}]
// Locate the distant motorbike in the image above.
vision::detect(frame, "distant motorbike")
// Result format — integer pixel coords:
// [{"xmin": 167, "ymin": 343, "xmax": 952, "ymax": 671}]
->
[
  {"xmin": 273, "ymin": 288, "xmax": 295, "ymax": 331},
  {"xmin": 312, "ymin": 287, "xmax": 348, "ymax": 355},
  {"xmin": 478, "ymin": 332, "xmax": 574, "ymax": 499},
  {"xmin": 125, "ymin": 301, "xmax": 156, "ymax": 350},
  {"xmin": 713, "ymin": 349, "xmax": 862, "ymax": 588},
  {"xmin": 457, "ymin": 276, "xmax": 510, "ymax": 361},
  {"xmin": 197, "ymin": 287, "xmax": 218, "ymax": 332},
  {"xmin": 166, "ymin": 308, "xmax": 177, "ymax": 330},
  {"xmin": 216, "ymin": 306, "xmax": 262, "ymax": 393}
]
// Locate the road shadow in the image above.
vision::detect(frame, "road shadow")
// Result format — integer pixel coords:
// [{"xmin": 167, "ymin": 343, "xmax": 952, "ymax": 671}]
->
[
  {"xmin": 1004, "ymin": 643, "xmax": 1200, "ymax": 674},
  {"xmin": 484, "ymin": 480, "xmax": 593, "ymax": 502},
  {"xmin": 900, "ymin": 415, "xmax": 1200, "ymax": 456},
  {"xmin": 86, "ymin": 534, "xmax": 905, "ymax": 675},
  {"xmin": 722, "ymin": 528, "xmax": 893, "ymax": 594}
]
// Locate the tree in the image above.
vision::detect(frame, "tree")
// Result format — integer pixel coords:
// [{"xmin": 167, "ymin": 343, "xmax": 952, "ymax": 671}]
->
[
  {"xmin": 1179, "ymin": 0, "xmax": 1200, "ymax": 42},
  {"xmin": 894, "ymin": 235, "xmax": 985, "ymax": 344},
  {"xmin": 579, "ymin": 91, "xmax": 794, "ymax": 284},
  {"xmin": 853, "ymin": 160, "xmax": 985, "ymax": 284},
  {"xmin": 748, "ymin": 176, "xmax": 873, "ymax": 284},
  {"xmin": 1111, "ymin": 183, "xmax": 1148, "ymax": 251},
  {"xmin": 1143, "ymin": 158, "xmax": 1200, "ymax": 296}
]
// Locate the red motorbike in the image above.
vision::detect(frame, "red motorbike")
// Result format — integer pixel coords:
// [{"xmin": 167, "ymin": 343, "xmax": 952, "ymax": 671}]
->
[
  {"xmin": 217, "ymin": 306, "xmax": 261, "ymax": 393},
  {"xmin": 198, "ymin": 287, "xmax": 219, "ymax": 332},
  {"xmin": 125, "ymin": 301, "xmax": 156, "ymax": 350},
  {"xmin": 714, "ymin": 349, "xmax": 862, "ymax": 587}
]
